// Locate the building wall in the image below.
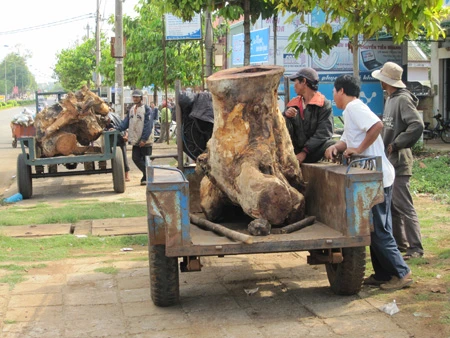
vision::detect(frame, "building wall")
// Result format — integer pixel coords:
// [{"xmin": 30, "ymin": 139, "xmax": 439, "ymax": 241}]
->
[{"xmin": 407, "ymin": 67, "xmax": 429, "ymax": 81}]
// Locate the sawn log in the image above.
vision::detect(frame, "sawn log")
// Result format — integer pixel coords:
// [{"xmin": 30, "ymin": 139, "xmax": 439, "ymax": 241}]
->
[{"xmin": 34, "ymin": 86, "xmax": 111, "ymax": 157}]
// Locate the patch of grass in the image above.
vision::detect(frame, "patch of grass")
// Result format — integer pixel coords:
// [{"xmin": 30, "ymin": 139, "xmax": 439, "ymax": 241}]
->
[
  {"xmin": 0, "ymin": 201, "xmax": 147, "ymax": 226},
  {"xmin": 411, "ymin": 155, "xmax": 450, "ymax": 198},
  {"xmin": 0, "ymin": 264, "xmax": 27, "ymax": 271},
  {"xmin": 441, "ymin": 303, "xmax": 450, "ymax": 325},
  {"xmin": 94, "ymin": 266, "xmax": 119, "ymax": 274},
  {"xmin": 415, "ymin": 293, "xmax": 430, "ymax": 301},
  {"xmin": 4, "ymin": 320, "xmax": 17, "ymax": 324},
  {"xmin": 0, "ymin": 234, "xmax": 148, "ymax": 263},
  {"xmin": 0, "ymin": 272, "xmax": 27, "ymax": 290},
  {"xmin": 130, "ymin": 256, "xmax": 148, "ymax": 262},
  {"xmin": 0, "ymin": 263, "xmax": 47, "ymax": 271}
]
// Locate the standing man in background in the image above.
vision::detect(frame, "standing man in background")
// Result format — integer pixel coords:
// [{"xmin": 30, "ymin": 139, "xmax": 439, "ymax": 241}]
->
[
  {"xmin": 150, "ymin": 102, "xmax": 159, "ymax": 122},
  {"xmin": 372, "ymin": 62, "xmax": 425, "ymax": 259},
  {"xmin": 113, "ymin": 89, "xmax": 154, "ymax": 186},
  {"xmin": 157, "ymin": 100, "xmax": 172, "ymax": 143}
]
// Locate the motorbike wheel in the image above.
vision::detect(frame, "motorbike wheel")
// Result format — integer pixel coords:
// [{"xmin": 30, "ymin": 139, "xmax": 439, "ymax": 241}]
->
[{"xmin": 441, "ymin": 126, "xmax": 450, "ymax": 143}]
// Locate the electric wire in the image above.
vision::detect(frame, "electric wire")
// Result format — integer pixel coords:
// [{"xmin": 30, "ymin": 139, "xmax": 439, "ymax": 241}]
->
[{"xmin": 0, "ymin": 14, "xmax": 95, "ymax": 35}]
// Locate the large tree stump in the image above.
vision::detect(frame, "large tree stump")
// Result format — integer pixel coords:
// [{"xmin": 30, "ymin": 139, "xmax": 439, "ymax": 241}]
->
[
  {"xmin": 34, "ymin": 86, "xmax": 110, "ymax": 157},
  {"xmin": 198, "ymin": 66, "xmax": 305, "ymax": 225}
]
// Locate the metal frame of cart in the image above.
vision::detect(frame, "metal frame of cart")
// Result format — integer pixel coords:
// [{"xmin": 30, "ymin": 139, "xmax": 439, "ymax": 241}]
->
[{"xmin": 16, "ymin": 130, "xmax": 125, "ymax": 199}]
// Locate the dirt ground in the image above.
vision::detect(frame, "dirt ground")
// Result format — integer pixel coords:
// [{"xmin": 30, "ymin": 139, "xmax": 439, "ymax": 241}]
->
[{"xmin": 0, "ymin": 143, "xmax": 449, "ymax": 337}]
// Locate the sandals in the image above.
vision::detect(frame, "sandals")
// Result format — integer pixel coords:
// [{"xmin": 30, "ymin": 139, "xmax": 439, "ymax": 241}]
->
[{"xmin": 403, "ymin": 252, "xmax": 423, "ymax": 260}]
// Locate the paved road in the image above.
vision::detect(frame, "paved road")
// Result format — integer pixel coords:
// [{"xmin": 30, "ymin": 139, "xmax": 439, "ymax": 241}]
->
[{"xmin": 0, "ymin": 105, "xmax": 39, "ymax": 198}]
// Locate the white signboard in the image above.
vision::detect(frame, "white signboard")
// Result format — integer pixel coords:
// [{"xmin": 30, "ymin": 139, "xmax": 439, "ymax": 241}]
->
[{"xmin": 165, "ymin": 14, "xmax": 202, "ymax": 40}]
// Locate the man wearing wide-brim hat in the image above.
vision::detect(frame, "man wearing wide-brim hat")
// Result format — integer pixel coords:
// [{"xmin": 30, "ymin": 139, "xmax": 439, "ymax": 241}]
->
[{"xmin": 372, "ymin": 62, "xmax": 425, "ymax": 266}]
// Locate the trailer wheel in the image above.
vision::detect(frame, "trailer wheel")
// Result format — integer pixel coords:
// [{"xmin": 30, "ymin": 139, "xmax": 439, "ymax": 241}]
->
[
  {"xmin": 326, "ymin": 247, "xmax": 365, "ymax": 295},
  {"xmin": 149, "ymin": 244, "xmax": 179, "ymax": 307},
  {"xmin": 83, "ymin": 162, "xmax": 95, "ymax": 171},
  {"xmin": 112, "ymin": 148, "xmax": 125, "ymax": 193},
  {"xmin": 17, "ymin": 153, "xmax": 32, "ymax": 199}
]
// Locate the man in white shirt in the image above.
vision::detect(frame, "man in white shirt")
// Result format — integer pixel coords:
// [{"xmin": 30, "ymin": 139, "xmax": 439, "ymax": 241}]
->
[{"xmin": 324, "ymin": 74, "xmax": 412, "ymax": 291}]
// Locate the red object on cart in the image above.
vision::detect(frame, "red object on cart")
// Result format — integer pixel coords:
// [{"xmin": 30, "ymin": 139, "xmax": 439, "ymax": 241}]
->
[{"xmin": 10, "ymin": 123, "xmax": 36, "ymax": 148}]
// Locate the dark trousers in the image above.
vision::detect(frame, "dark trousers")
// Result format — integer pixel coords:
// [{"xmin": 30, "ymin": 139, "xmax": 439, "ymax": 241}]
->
[
  {"xmin": 370, "ymin": 186, "xmax": 410, "ymax": 281},
  {"xmin": 120, "ymin": 144, "xmax": 130, "ymax": 172},
  {"xmin": 132, "ymin": 145, "xmax": 152, "ymax": 179},
  {"xmin": 392, "ymin": 175, "xmax": 423, "ymax": 255}
]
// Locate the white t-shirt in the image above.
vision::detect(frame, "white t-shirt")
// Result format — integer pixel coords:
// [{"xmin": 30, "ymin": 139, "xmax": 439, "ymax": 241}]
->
[{"xmin": 340, "ymin": 99, "xmax": 395, "ymax": 188}]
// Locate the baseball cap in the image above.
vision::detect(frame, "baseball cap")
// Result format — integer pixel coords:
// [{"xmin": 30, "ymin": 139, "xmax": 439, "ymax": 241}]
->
[
  {"xmin": 132, "ymin": 89, "xmax": 143, "ymax": 97},
  {"xmin": 288, "ymin": 67, "xmax": 319, "ymax": 84}
]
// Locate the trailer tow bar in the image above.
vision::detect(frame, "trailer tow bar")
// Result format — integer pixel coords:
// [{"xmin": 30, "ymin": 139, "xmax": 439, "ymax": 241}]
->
[{"xmin": 307, "ymin": 249, "xmax": 344, "ymax": 265}]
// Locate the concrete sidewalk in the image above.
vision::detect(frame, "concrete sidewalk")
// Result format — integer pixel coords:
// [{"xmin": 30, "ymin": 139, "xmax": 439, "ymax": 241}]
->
[{"xmin": 0, "ymin": 250, "xmax": 420, "ymax": 338}]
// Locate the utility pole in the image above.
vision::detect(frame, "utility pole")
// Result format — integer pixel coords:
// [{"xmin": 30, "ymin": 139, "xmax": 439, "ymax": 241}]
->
[
  {"xmin": 204, "ymin": 9, "xmax": 213, "ymax": 78},
  {"xmin": 85, "ymin": 23, "xmax": 90, "ymax": 39},
  {"xmin": 95, "ymin": 0, "xmax": 101, "ymax": 90},
  {"xmin": 114, "ymin": 0, "xmax": 124, "ymax": 118}
]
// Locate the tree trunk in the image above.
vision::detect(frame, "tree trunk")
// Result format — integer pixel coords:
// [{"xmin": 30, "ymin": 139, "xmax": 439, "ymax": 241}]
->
[
  {"xmin": 198, "ymin": 65, "xmax": 305, "ymax": 225},
  {"xmin": 34, "ymin": 86, "xmax": 110, "ymax": 157}
]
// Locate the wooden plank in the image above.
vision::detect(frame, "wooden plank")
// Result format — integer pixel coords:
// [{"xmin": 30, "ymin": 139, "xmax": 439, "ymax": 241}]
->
[
  {"xmin": 0, "ymin": 224, "xmax": 72, "ymax": 237},
  {"xmin": 91, "ymin": 217, "xmax": 147, "ymax": 236}
]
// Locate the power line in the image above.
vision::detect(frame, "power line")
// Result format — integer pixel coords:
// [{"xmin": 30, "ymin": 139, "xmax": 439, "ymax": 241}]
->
[{"xmin": 0, "ymin": 14, "xmax": 95, "ymax": 35}]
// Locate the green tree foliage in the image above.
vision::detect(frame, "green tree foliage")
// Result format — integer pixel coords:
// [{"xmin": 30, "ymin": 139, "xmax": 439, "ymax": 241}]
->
[
  {"xmin": 54, "ymin": 40, "xmax": 97, "ymax": 91},
  {"xmin": 161, "ymin": 0, "xmax": 279, "ymax": 65},
  {"xmin": 0, "ymin": 53, "xmax": 34, "ymax": 96},
  {"xmin": 276, "ymin": 0, "xmax": 450, "ymax": 74},
  {"xmin": 98, "ymin": 2, "xmax": 203, "ymax": 90}
]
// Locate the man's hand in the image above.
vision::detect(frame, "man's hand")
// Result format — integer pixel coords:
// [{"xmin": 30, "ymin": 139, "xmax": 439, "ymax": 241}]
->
[
  {"xmin": 296, "ymin": 151, "xmax": 307, "ymax": 165},
  {"xmin": 123, "ymin": 131, "xmax": 128, "ymax": 142},
  {"xmin": 387, "ymin": 144, "xmax": 394, "ymax": 155},
  {"xmin": 343, "ymin": 147, "xmax": 359, "ymax": 158},
  {"xmin": 139, "ymin": 140, "xmax": 146, "ymax": 147},
  {"xmin": 285, "ymin": 107, "xmax": 298, "ymax": 118},
  {"xmin": 325, "ymin": 145, "xmax": 339, "ymax": 161}
]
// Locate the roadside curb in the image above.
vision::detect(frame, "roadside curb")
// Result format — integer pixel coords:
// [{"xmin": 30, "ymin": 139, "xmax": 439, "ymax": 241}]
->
[{"xmin": 0, "ymin": 217, "xmax": 147, "ymax": 238}]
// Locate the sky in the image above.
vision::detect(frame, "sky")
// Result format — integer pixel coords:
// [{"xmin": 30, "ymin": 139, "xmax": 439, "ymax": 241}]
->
[{"xmin": 0, "ymin": 0, "xmax": 139, "ymax": 84}]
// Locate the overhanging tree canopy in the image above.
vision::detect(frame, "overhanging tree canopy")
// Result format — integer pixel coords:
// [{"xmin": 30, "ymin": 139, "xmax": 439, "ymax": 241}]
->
[{"xmin": 276, "ymin": 0, "xmax": 450, "ymax": 74}]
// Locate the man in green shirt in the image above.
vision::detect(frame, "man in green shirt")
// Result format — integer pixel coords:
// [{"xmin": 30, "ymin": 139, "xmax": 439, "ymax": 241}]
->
[{"xmin": 157, "ymin": 101, "xmax": 171, "ymax": 143}]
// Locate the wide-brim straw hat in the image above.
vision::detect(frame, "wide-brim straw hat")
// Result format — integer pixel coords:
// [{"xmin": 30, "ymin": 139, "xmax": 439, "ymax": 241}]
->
[{"xmin": 371, "ymin": 62, "xmax": 406, "ymax": 88}]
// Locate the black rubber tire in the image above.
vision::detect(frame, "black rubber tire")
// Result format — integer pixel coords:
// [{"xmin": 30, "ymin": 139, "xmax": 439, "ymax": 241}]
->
[
  {"xmin": 326, "ymin": 246, "xmax": 366, "ymax": 295},
  {"xmin": 112, "ymin": 148, "xmax": 125, "ymax": 193},
  {"xmin": 48, "ymin": 164, "xmax": 57, "ymax": 174},
  {"xmin": 17, "ymin": 153, "xmax": 32, "ymax": 199},
  {"xmin": 149, "ymin": 244, "xmax": 179, "ymax": 307},
  {"xmin": 83, "ymin": 162, "xmax": 95, "ymax": 171},
  {"xmin": 441, "ymin": 126, "xmax": 450, "ymax": 143}
]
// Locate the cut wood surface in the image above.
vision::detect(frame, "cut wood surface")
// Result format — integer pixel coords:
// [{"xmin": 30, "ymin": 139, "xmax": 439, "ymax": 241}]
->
[
  {"xmin": 198, "ymin": 66, "xmax": 305, "ymax": 226},
  {"xmin": 34, "ymin": 86, "xmax": 111, "ymax": 157}
]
